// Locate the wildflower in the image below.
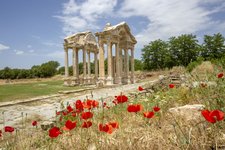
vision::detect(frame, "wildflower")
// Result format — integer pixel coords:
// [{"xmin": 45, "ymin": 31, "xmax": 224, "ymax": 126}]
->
[
  {"xmin": 169, "ymin": 84, "xmax": 175, "ymax": 88},
  {"xmin": 108, "ymin": 122, "xmax": 119, "ymax": 129},
  {"xmin": 153, "ymin": 106, "xmax": 160, "ymax": 112},
  {"xmin": 49, "ymin": 126, "xmax": 61, "ymax": 138},
  {"xmin": 56, "ymin": 111, "xmax": 61, "ymax": 115},
  {"xmin": 62, "ymin": 111, "xmax": 68, "ymax": 116},
  {"xmin": 127, "ymin": 104, "xmax": 143, "ymax": 113},
  {"xmin": 71, "ymin": 112, "xmax": 76, "ymax": 117},
  {"xmin": 143, "ymin": 111, "xmax": 154, "ymax": 118},
  {"xmin": 138, "ymin": 86, "xmax": 144, "ymax": 91},
  {"xmin": 99, "ymin": 124, "xmax": 113, "ymax": 134},
  {"xmin": 201, "ymin": 109, "xmax": 224, "ymax": 123},
  {"xmin": 75, "ymin": 100, "xmax": 84, "ymax": 113},
  {"xmin": 32, "ymin": 121, "xmax": 37, "ymax": 126},
  {"xmin": 4, "ymin": 126, "xmax": 14, "ymax": 133},
  {"xmin": 0, "ymin": 130, "xmax": 2, "ymax": 137},
  {"xmin": 82, "ymin": 121, "xmax": 92, "ymax": 128},
  {"xmin": 67, "ymin": 105, "xmax": 73, "ymax": 113},
  {"xmin": 116, "ymin": 95, "xmax": 128, "ymax": 103},
  {"xmin": 217, "ymin": 73, "xmax": 224, "ymax": 78},
  {"xmin": 65, "ymin": 120, "xmax": 77, "ymax": 130},
  {"xmin": 81, "ymin": 112, "xmax": 93, "ymax": 120}
]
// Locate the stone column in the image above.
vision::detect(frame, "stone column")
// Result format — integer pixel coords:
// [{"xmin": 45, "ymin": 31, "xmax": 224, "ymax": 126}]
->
[
  {"xmin": 64, "ymin": 46, "xmax": 69, "ymax": 85},
  {"xmin": 98, "ymin": 41, "xmax": 105, "ymax": 85},
  {"xmin": 83, "ymin": 48, "xmax": 87, "ymax": 84},
  {"xmin": 120, "ymin": 47, "xmax": 123, "ymax": 83},
  {"xmin": 71, "ymin": 48, "xmax": 76, "ymax": 85},
  {"xmin": 87, "ymin": 50, "xmax": 91, "ymax": 83},
  {"xmin": 106, "ymin": 41, "xmax": 113, "ymax": 85},
  {"xmin": 94, "ymin": 51, "xmax": 98, "ymax": 82},
  {"xmin": 131, "ymin": 47, "xmax": 135, "ymax": 84},
  {"xmin": 75, "ymin": 49, "xmax": 79, "ymax": 83},
  {"xmin": 124, "ymin": 48, "xmax": 130, "ymax": 84},
  {"xmin": 116, "ymin": 43, "xmax": 122, "ymax": 84}
]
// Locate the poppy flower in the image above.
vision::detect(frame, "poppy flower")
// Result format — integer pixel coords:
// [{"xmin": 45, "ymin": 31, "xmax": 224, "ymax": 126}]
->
[
  {"xmin": 82, "ymin": 121, "xmax": 92, "ymax": 128},
  {"xmin": 65, "ymin": 120, "xmax": 76, "ymax": 130},
  {"xmin": 127, "ymin": 104, "xmax": 143, "ymax": 113},
  {"xmin": 217, "ymin": 73, "xmax": 224, "ymax": 78},
  {"xmin": 56, "ymin": 111, "xmax": 61, "ymax": 115},
  {"xmin": 75, "ymin": 100, "xmax": 84, "ymax": 113},
  {"xmin": 92, "ymin": 100, "xmax": 99, "ymax": 108},
  {"xmin": 0, "ymin": 130, "xmax": 2, "ymax": 137},
  {"xmin": 108, "ymin": 122, "xmax": 119, "ymax": 129},
  {"xmin": 153, "ymin": 106, "xmax": 160, "ymax": 112},
  {"xmin": 71, "ymin": 112, "xmax": 76, "ymax": 117},
  {"xmin": 99, "ymin": 124, "xmax": 113, "ymax": 134},
  {"xmin": 103, "ymin": 102, "xmax": 107, "ymax": 107},
  {"xmin": 32, "ymin": 121, "xmax": 37, "ymax": 126},
  {"xmin": 201, "ymin": 109, "xmax": 224, "ymax": 123},
  {"xmin": 67, "ymin": 105, "xmax": 73, "ymax": 113},
  {"xmin": 49, "ymin": 126, "xmax": 61, "ymax": 138},
  {"xmin": 62, "ymin": 111, "xmax": 68, "ymax": 116},
  {"xmin": 116, "ymin": 95, "xmax": 128, "ymax": 103},
  {"xmin": 4, "ymin": 126, "xmax": 14, "ymax": 133},
  {"xmin": 138, "ymin": 86, "xmax": 144, "ymax": 91},
  {"xmin": 143, "ymin": 111, "xmax": 154, "ymax": 118},
  {"xmin": 169, "ymin": 84, "xmax": 175, "ymax": 88},
  {"xmin": 81, "ymin": 112, "xmax": 93, "ymax": 120}
]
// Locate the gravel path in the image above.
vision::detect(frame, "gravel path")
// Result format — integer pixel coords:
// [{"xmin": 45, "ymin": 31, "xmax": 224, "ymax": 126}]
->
[{"xmin": 0, "ymin": 79, "xmax": 158, "ymax": 127}]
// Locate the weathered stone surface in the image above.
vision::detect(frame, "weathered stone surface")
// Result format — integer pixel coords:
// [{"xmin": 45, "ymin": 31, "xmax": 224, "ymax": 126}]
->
[
  {"xmin": 41, "ymin": 121, "xmax": 54, "ymax": 131},
  {"xmin": 169, "ymin": 104, "xmax": 205, "ymax": 122}
]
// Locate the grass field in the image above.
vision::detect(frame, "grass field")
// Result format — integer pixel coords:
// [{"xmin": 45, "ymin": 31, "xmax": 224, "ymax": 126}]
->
[{"xmin": 0, "ymin": 80, "xmax": 82, "ymax": 102}]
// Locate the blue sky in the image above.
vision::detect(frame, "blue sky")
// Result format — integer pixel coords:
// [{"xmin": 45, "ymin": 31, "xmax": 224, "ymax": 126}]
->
[{"xmin": 0, "ymin": 0, "xmax": 225, "ymax": 69}]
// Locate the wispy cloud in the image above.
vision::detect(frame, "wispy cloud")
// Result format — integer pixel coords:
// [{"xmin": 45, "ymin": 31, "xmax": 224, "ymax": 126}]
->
[
  {"xmin": 118, "ymin": 0, "xmax": 225, "ymax": 48},
  {"xmin": 46, "ymin": 51, "xmax": 64, "ymax": 59},
  {"xmin": 14, "ymin": 50, "xmax": 24, "ymax": 55},
  {"xmin": 0, "ymin": 43, "xmax": 10, "ymax": 51},
  {"xmin": 55, "ymin": 0, "xmax": 117, "ymax": 35},
  {"xmin": 42, "ymin": 41, "xmax": 62, "ymax": 47}
]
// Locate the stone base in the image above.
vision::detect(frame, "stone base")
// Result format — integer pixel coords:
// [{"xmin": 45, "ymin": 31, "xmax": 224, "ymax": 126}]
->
[
  {"xmin": 115, "ymin": 77, "xmax": 122, "ymax": 84},
  {"xmin": 106, "ymin": 77, "xmax": 114, "ymax": 85},
  {"xmin": 63, "ymin": 77, "xmax": 70, "ymax": 86}
]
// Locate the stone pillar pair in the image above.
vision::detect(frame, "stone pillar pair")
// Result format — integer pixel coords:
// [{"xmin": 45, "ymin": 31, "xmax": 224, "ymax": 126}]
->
[{"xmin": 71, "ymin": 48, "xmax": 79, "ymax": 85}]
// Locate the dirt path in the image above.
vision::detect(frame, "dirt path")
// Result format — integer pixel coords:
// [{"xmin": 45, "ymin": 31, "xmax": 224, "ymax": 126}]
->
[{"xmin": 0, "ymin": 79, "xmax": 158, "ymax": 127}]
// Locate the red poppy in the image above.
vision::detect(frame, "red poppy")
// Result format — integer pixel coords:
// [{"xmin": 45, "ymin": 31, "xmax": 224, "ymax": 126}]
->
[
  {"xmin": 138, "ymin": 86, "xmax": 144, "ymax": 91},
  {"xmin": 67, "ymin": 105, "xmax": 73, "ymax": 113},
  {"xmin": 108, "ymin": 122, "xmax": 119, "ymax": 129},
  {"xmin": 81, "ymin": 112, "xmax": 93, "ymax": 120},
  {"xmin": 56, "ymin": 111, "xmax": 61, "ymax": 115},
  {"xmin": 0, "ymin": 130, "xmax": 2, "ymax": 137},
  {"xmin": 116, "ymin": 95, "xmax": 128, "ymax": 103},
  {"xmin": 62, "ymin": 111, "xmax": 68, "ymax": 116},
  {"xmin": 4, "ymin": 126, "xmax": 14, "ymax": 133},
  {"xmin": 103, "ymin": 102, "xmax": 107, "ymax": 107},
  {"xmin": 201, "ymin": 109, "xmax": 224, "ymax": 123},
  {"xmin": 75, "ymin": 100, "xmax": 84, "ymax": 113},
  {"xmin": 127, "ymin": 104, "xmax": 143, "ymax": 113},
  {"xmin": 217, "ymin": 73, "xmax": 224, "ymax": 78},
  {"xmin": 153, "ymin": 106, "xmax": 160, "ymax": 112},
  {"xmin": 169, "ymin": 84, "xmax": 175, "ymax": 88},
  {"xmin": 92, "ymin": 100, "xmax": 99, "ymax": 108},
  {"xmin": 65, "ymin": 120, "xmax": 77, "ymax": 130},
  {"xmin": 49, "ymin": 126, "xmax": 61, "ymax": 138},
  {"xmin": 32, "ymin": 121, "xmax": 37, "ymax": 126},
  {"xmin": 99, "ymin": 124, "xmax": 113, "ymax": 134},
  {"xmin": 82, "ymin": 121, "xmax": 92, "ymax": 128},
  {"xmin": 143, "ymin": 111, "xmax": 154, "ymax": 118},
  {"xmin": 71, "ymin": 112, "xmax": 76, "ymax": 117}
]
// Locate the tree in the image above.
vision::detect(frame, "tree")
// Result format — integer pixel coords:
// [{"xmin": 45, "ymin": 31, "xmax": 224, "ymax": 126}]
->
[
  {"xmin": 201, "ymin": 33, "xmax": 225, "ymax": 60},
  {"xmin": 169, "ymin": 34, "xmax": 199, "ymax": 66},
  {"xmin": 134, "ymin": 59, "xmax": 143, "ymax": 71},
  {"xmin": 142, "ymin": 39, "xmax": 171, "ymax": 70}
]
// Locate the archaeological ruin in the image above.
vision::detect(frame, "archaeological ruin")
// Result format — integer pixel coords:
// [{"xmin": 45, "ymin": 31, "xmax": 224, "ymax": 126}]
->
[{"xmin": 63, "ymin": 22, "xmax": 137, "ymax": 86}]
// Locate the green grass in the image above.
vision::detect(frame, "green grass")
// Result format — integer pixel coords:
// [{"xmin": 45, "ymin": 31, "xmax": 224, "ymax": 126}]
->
[{"xmin": 0, "ymin": 80, "xmax": 82, "ymax": 102}]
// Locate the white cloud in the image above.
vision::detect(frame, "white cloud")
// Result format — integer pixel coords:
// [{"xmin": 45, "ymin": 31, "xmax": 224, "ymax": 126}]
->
[
  {"xmin": 55, "ymin": 0, "xmax": 117, "ymax": 35},
  {"xmin": 118, "ymin": 0, "xmax": 225, "ymax": 48},
  {"xmin": 29, "ymin": 49, "xmax": 35, "ymax": 53},
  {"xmin": 46, "ymin": 51, "xmax": 64, "ymax": 59},
  {"xmin": 0, "ymin": 43, "xmax": 10, "ymax": 51},
  {"xmin": 42, "ymin": 41, "xmax": 62, "ymax": 47},
  {"xmin": 14, "ymin": 50, "xmax": 24, "ymax": 55},
  {"xmin": 27, "ymin": 45, "xmax": 32, "ymax": 49}
]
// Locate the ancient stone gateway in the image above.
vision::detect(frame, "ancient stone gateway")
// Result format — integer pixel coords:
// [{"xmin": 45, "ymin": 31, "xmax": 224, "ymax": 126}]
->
[{"xmin": 63, "ymin": 22, "xmax": 137, "ymax": 86}]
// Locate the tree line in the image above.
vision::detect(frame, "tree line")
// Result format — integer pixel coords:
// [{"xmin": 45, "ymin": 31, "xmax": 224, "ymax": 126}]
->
[{"xmin": 142, "ymin": 33, "xmax": 225, "ymax": 70}]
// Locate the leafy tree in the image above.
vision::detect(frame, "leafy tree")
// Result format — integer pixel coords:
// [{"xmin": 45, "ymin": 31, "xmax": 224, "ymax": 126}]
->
[
  {"xmin": 142, "ymin": 39, "xmax": 171, "ymax": 70},
  {"xmin": 134, "ymin": 59, "xmax": 143, "ymax": 71},
  {"xmin": 201, "ymin": 33, "xmax": 225, "ymax": 60},
  {"xmin": 169, "ymin": 34, "xmax": 199, "ymax": 67}
]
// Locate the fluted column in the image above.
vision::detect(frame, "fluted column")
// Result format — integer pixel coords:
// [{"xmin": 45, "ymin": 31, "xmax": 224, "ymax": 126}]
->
[
  {"xmin": 64, "ymin": 47, "xmax": 69, "ymax": 77},
  {"xmin": 64, "ymin": 45, "xmax": 69, "ymax": 86},
  {"xmin": 106, "ymin": 41, "xmax": 113, "ymax": 85},
  {"xmin": 116, "ymin": 43, "xmax": 122, "ymax": 84},
  {"xmin": 94, "ymin": 51, "xmax": 98, "ymax": 80},
  {"xmin": 75, "ymin": 49, "xmax": 79, "ymax": 82},
  {"xmin": 98, "ymin": 41, "xmax": 105, "ymax": 84},
  {"xmin": 72, "ymin": 48, "xmax": 76, "ymax": 76},
  {"xmin": 83, "ymin": 48, "xmax": 87, "ymax": 84},
  {"xmin": 87, "ymin": 50, "xmax": 91, "ymax": 83},
  {"xmin": 131, "ymin": 47, "xmax": 135, "ymax": 84},
  {"xmin": 124, "ymin": 48, "xmax": 129, "ymax": 84}
]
